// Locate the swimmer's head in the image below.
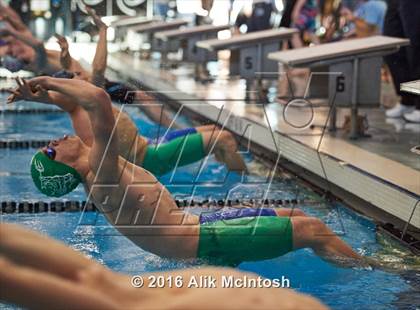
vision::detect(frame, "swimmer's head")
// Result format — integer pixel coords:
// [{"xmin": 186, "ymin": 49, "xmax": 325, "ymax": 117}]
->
[
  {"xmin": 1, "ymin": 55, "xmax": 25, "ymax": 72},
  {"xmin": 52, "ymin": 69, "xmax": 75, "ymax": 79},
  {"xmin": 52, "ymin": 70, "xmax": 85, "ymax": 80},
  {"xmin": 30, "ymin": 135, "xmax": 85, "ymax": 197}
]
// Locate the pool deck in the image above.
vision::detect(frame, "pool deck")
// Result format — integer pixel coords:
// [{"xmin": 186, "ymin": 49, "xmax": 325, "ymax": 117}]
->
[{"xmin": 102, "ymin": 51, "xmax": 419, "ymax": 239}]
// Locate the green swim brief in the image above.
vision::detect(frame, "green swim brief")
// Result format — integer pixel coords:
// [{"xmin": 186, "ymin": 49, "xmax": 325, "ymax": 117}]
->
[
  {"xmin": 197, "ymin": 216, "xmax": 293, "ymax": 264},
  {"xmin": 142, "ymin": 133, "xmax": 205, "ymax": 176}
]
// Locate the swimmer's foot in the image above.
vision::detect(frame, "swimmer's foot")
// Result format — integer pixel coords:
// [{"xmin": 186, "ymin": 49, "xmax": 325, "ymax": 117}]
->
[
  {"xmin": 85, "ymin": 6, "xmax": 107, "ymax": 30},
  {"xmin": 363, "ymin": 254, "xmax": 420, "ymax": 273}
]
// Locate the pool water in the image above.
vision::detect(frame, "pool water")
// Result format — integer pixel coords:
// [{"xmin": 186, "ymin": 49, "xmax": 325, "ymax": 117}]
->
[{"xmin": 1, "ymin": 98, "xmax": 419, "ymax": 310}]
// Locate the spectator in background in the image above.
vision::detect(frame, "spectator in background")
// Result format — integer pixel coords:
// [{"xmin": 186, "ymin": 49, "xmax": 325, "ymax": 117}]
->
[
  {"xmin": 195, "ymin": 0, "xmax": 214, "ymax": 26},
  {"xmin": 341, "ymin": 0, "xmax": 387, "ymax": 38},
  {"xmin": 232, "ymin": 0, "xmax": 276, "ymax": 100},
  {"xmin": 154, "ymin": 0, "xmax": 170, "ymax": 18},
  {"xmin": 234, "ymin": 0, "xmax": 275, "ymax": 34},
  {"xmin": 8, "ymin": 0, "xmax": 30, "ymax": 26},
  {"xmin": 384, "ymin": 0, "xmax": 420, "ymax": 123},
  {"xmin": 280, "ymin": 0, "xmax": 297, "ymax": 28},
  {"xmin": 290, "ymin": 0, "xmax": 320, "ymax": 48},
  {"xmin": 50, "ymin": 0, "xmax": 72, "ymax": 36}
]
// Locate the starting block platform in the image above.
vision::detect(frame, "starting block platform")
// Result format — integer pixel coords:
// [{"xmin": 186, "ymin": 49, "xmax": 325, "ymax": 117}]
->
[
  {"xmin": 154, "ymin": 24, "xmax": 230, "ymax": 63},
  {"xmin": 130, "ymin": 19, "xmax": 189, "ymax": 53},
  {"xmin": 197, "ymin": 28, "xmax": 297, "ymax": 80},
  {"xmin": 268, "ymin": 36, "xmax": 410, "ymax": 138},
  {"xmin": 111, "ymin": 16, "xmax": 159, "ymax": 42}
]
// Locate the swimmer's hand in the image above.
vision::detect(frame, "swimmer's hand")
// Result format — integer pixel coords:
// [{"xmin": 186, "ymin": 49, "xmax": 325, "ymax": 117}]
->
[
  {"xmin": 7, "ymin": 77, "xmax": 50, "ymax": 104},
  {"xmin": 85, "ymin": 6, "xmax": 107, "ymax": 30},
  {"xmin": 55, "ymin": 34, "xmax": 69, "ymax": 55}
]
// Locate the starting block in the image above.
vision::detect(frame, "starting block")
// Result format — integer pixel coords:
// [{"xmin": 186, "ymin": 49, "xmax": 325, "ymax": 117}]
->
[
  {"xmin": 196, "ymin": 28, "xmax": 297, "ymax": 99},
  {"xmin": 268, "ymin": 36, "xmax": 410, "ymax": 138}
]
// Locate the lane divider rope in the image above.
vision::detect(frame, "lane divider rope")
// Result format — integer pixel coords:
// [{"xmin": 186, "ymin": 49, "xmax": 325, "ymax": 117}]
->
[
  {"xmin": 0, "ymin": 140, "xmax": 50, "ymax": 149},
  {"xmin": 1, "ymin": 198, "xmax": 319, "ymax": 213},
  {"xmin": 0, "ymin": 109, "xmax": 64, "ymax": 114}
]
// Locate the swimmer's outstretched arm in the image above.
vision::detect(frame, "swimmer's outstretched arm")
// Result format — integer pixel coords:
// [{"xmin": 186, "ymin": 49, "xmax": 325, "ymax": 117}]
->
[
  {"xmin": 55, "ymin": 34, "xmax": 72, "ymax": 70},
  {"xmin": 0, "ymin": 4, "xmax": 31, "ymax": 35},
  {"xmin": 0, "ymin": 223, "xmax": 100, "ymax": 280},
  {"xmin": 0, "ymin": 223, "xmax": 118, "ymax": 309},
  {"xmin": 9, "ymin": 77, "xmax": 97, "ymax": 147},
  {"xmin": 0, "ymin": 223, "xmax": 329, "ymax": 310},
  {"xmin": 0, "ymin": 23, "xmax": 47, "ymax": 71},
  {"xmin": 8, "ymin": 77, "xmax": 80, "ymax": 113},
  {"xmin": 0, "ymin": 258, "xmax": 117, "ymax": 310},
  {"xmin": 31, "ymin": 77, "xmax": 119, "ymax": 180},
  {"xmin": 86, "ymin": 6, "xmax": 108, "ymax": 88}
]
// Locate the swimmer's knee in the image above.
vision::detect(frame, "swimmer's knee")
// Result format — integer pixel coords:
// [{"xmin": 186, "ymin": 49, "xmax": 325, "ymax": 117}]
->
[
  {"xmin": 292, "ymin": 209, "xmax": 307, "ymax": 217},
  {"xmin": 291, "ymin": 217, "xmax": 326, "ymax": 249},
  {"xmin": 303, "ymin": 217, "xmax": 325, "ymax": 232},
  {"xmin": 217, "ymin": 130, "xmax": 237, "ymax": 148},
  {"xmin": 201, "ymin": 124, "xmax": 219, "ymax": 132}
]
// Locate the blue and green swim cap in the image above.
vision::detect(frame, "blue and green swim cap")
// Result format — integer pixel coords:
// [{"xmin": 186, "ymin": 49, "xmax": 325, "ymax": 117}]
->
[{"xmin": 30, "ymin": 151, "xmax": 82, "ymax": 197}]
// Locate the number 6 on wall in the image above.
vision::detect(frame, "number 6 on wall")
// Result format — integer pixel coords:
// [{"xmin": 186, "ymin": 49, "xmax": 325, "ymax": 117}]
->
[{"xmin": 336, "ymin": 76, "xmax": 345, "ymax": 93}]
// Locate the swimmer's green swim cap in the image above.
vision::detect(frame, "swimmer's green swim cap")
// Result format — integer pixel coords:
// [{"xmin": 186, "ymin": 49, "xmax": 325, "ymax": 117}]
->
[{"xmin": 30, "ymin": 151, "xmax": 82, "ymax": 197}]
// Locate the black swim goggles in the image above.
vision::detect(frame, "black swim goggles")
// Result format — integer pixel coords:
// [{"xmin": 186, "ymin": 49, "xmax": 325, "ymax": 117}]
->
[
  {"xmin": 43, "ymin": 147, "xmax": 56, "ymax": 160},
  {"xmin": 52, "ymin": 70, "xmax": 75, "ymax": 79}
]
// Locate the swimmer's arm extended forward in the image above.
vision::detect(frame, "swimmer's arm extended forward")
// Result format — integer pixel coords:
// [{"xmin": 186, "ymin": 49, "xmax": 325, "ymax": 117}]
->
[
  {"xmin": 0, "ymin": 4, "xmax": 31, "ymax": 35},
  {"xmin": 86, "ymin": 6, "xmax": 108, "ymax": 88},
  {"xmin": 0, "ymin": 223, "xmax": 118, "ymax": 309},
  {"xmin": 0, "ymin": 24, "xmax": 47, "ymax": 72},
  {"xmin": 31, "ymin": 77, "xmax": 119, "ymax": 181},
  {"xmin": 7, "ymin": 77, "xmax": 80, "ymax": 114},
  {"xmin": 55, "ymin": 34, "xmax": 72, "ymax": 70},
  {"xmin": 47, "ymin": 78, "xmax": 118, "ymax": 177}
]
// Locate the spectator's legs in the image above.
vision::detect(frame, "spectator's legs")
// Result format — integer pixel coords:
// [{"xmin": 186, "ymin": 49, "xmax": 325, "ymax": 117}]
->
[
  {"xmin": 400, "ymin": 0, "xmax": 420, "ymax": 111},
  {"xmin": 384, "ymin": 0, "xmax": 420, "ymax": 119}
]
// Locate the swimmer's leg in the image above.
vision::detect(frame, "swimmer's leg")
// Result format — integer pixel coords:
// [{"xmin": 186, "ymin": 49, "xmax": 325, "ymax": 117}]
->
[
  {"xmin": 159, "ymin": 125, "xmax": 219, "ymax": 143},
  {"xmin": 142, "ymin": 133, "xmax": 206, "ymax": 175},
  {"xmin": 143, "ymin": 130, "xmax": 246, "ymax": 174},
  {"xmin": 195, "ymin": 124, "xmax": 219, "ymax": 133},
  {"xmin": 161, "ymin": 127, "xmax": 198, "ymax": 142},
  {"xmin": 132, "ymin": 91, "xmax": 181, "ymax": 129},
  {"xmin": 201, "ymin": 130, "xmax": 247, "ymax": 172},
  {"xmin": 0, "ymin": 223, "xmax": 100, "ymax": 281},
  {"xmin": 0, "ymin": 256, "xmax": 117, "ymax": 310},
  {"xmin": 291, "ymin": 217, "xmax": 364, "ymax": 267}
]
